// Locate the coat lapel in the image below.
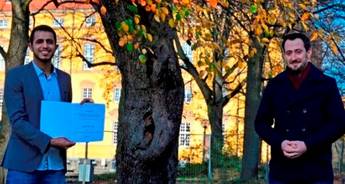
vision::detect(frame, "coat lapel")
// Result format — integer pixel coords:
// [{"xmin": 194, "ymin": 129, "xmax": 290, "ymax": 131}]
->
[
  {"xmin": 56, "ymin": 70, "xmax": 68, "ymax": 102},
  {"xmin": 28, "ymin": 63, "xmax": 44, "ymax": 101}
]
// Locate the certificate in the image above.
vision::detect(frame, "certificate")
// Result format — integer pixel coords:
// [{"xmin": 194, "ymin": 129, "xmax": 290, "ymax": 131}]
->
[{"xmin": 40, "ymin": 101, "xmax": 105, "ymax": 142}]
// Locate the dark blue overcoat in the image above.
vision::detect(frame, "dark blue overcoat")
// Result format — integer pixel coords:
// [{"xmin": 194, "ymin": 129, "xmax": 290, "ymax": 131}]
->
[{"xmin": 255, "ymin": 63, "xmax": 345, "ymax": 182}]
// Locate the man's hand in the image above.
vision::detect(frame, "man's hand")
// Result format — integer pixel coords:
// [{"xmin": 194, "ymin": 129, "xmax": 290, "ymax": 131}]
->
[
  {"xmin": 50, "ymin": 137, "xmax": 76, "ymax": 149},
  {"xmin": 281, "ymin": 140, "xmax": 307, "ymax": 159}
]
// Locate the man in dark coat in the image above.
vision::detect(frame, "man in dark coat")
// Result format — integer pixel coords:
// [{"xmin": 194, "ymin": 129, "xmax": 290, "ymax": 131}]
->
[{"xmin": 255, "ymin": 32, "xmax": 345, "ymax": 184}]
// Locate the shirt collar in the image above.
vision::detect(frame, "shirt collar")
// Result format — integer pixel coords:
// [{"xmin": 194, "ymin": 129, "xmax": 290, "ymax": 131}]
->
[{"xmin": 32, "ymin": 61, "xmax": 57, "ymax": 77}]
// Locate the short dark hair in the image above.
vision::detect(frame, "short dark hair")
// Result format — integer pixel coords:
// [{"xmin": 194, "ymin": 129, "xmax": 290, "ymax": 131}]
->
[
  {"xmin": 29, "ymin": 25, "xmax": 57, "ymax": 44},
  {"xmin": 282, "ymin": 32, "xmax": 311, "ymax": 51}
]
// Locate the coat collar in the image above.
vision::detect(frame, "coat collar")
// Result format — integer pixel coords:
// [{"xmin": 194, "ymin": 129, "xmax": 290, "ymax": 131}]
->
[
  {"xmin": 28, "ymin": 62, "xmax": 68, "ymax": 101},
  {"xmin": 275, "ymin": 63, "xmax": 325, "ymax": 84},
  {"xmin": 273, "ymin": 63, "xmax": 326, "ymax": 107}
]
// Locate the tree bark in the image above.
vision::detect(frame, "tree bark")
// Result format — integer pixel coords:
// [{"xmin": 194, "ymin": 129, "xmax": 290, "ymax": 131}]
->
[
  {"xmin": 240, "ymin": 39, "xmax": 265, "ymax": 180},
  {"xmin": 95, "ymin": 1, "xmax": 184, "ymax": 183},
  {"xmin": 207, "ymin": 103, "xmax": 223, "ymax": 168},
  {"xmin": 0, "ymin": 0, "xmax": 30, "ymax": 182}
]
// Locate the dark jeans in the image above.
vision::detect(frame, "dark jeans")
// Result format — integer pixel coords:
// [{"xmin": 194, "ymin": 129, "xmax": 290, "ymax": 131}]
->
[{"xmin": 6, "ymin": 169, "xmax": 65, "ymax": 184}]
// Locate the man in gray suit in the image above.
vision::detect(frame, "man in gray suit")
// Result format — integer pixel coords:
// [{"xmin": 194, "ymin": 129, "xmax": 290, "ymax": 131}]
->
[{"xmin": 2, "ymin": 25, "xmax": 75, "ymax": 184}]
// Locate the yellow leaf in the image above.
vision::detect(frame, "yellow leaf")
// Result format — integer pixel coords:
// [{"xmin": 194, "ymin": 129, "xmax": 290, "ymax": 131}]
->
[
  {"xmin": 261, "ymin": 23, "xmax": 269, "ymax": 33},
  {"xmin": 168, "ymin": 19, "xmax": 175, "ymax": 28},
  {"xmin": 330, "ymin": 42, "xmax": 339, "ymax": 54},
  {"xmin": 261, "ymin": 37, "xmax": 270, "ymax": 43},
  {"xmin": 134, "ymin": 15, "xmax": 140, "ymax": 24},
  {"xmin": 298, "ymin": 3, "xmax": 307, "ymax": 10},
  {"xmin": 301, "ymin": 22, "xmax": 309, "ymax": 31},
  {"xmin": 310, "ymin": 31, "xmax": 318, "ymax": 41},
  {"xmin": 121, "ymin": 22, "xmax": 129, "ymax": 32},
  {"xmin": 249, "ymin": 48, "xmax": 257, "ymax": 57},
  {"xmin": 154, "ymin": 14, "xmax": 160, "ymax": 22},
  {"xmin": 160, "ymin": 13, "xmax": 166, "ymax": 22},
  {"xmin": 161, "ymin": 7, "xmax": 169, "ymax": 15},
  {"xmin": 147, "ymin": 33, "xmax": 153, "ymax": 42}
]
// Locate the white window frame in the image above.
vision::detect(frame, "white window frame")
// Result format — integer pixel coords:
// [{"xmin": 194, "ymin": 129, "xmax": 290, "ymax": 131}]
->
[
  {"xmin": 113, "ymin": 122, "xmax": 118, "ymax": 144},
  {"xmin": 0, "ymin": 88, "xmax": 3, "ymax": 108},
  {"xmin": 179, "ymin": 122, "xmax": 191, "ymax": 147},
  {"xmin": 52, "ymin": 17, "xmax": 64, "ymax": 27},
  {"xmin": 184, "ymin": 88, "xmax": 192, "ymax": 103},
  {"xmin": 114, "ymin": 88, "xmax": 121, "ymax": 102},
  {"xmin": 85, "ymin": 15, "xmax": 96, "ymax": 27},
  {"xmin": 83, "ymin": 43, "xmax": 94, "ymax": 70},
  {"xmin": 82, "ymin": 88, "xmax": 92, "ymax": 99},
  {"xmin": 0, "ymin": 19, "xmax": 8, "ymax": 28},
  {"xmin": 52, "ymin": 46, "xmax": 61, "ymax": 68}
]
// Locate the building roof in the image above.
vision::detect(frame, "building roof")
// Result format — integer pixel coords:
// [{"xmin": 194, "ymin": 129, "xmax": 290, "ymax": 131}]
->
[{"xmin": 0, "ymin": 0, "xmax": 92, "ymax": 12}]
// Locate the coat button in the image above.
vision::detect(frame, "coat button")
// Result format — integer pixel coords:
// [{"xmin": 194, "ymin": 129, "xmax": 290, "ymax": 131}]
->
[
  {"xmin": 301, "ymin": 128, "xmax": 306, "ymax": 132},
  {"xmin": 302, "ymin": 108, "xmax": 307, "ymax": 114}
]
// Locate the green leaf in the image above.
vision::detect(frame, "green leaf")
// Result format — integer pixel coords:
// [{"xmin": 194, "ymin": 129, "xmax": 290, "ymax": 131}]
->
[
  {"xmin": 127, "ymin": 5, "xmax": 138, "ymax": 14},
  {"xmin": 139, "ymin": 54, "xmax": 147, "ymax": 64},
  {"xmin": 184, "ymin": 9, "xmax": 190, "ymax": 17},
  {"xmin": 250, "ymin": 4, "xmax": 257, "ymax": 14},
  {"xmin": 176, "ymin": 13, "xmax": 182, "ymax": 21},
  {"xmin": 138, "ymin": 29, "xmax": 145, "ymax": 37},
  {"xmin": 126, "ymin": 42, "xmax": 134, "ymax": 52},
  {"xmin": 115, "ymin": 22, "xmax": 121, "ymax": 30}
]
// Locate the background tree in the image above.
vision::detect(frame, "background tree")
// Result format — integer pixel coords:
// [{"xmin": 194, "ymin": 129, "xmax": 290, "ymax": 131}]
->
[
  {"xmin": 0, "ymin": 0, "xmax": 30, "ymax": 182},
  {"xmin": 174, "ymin": 2, "xmax": 245, "ymax": 172}
]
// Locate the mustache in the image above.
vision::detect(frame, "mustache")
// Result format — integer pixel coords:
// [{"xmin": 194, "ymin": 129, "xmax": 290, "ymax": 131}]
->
[{"xmin": 290, "ymin": 60, "xmax": 301, "ymax": 64}]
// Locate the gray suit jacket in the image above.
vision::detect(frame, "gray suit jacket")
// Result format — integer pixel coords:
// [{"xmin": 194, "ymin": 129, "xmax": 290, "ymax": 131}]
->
[{"xmin": 1, "ymin": 62, "xmax": 72, "ymax": 172}]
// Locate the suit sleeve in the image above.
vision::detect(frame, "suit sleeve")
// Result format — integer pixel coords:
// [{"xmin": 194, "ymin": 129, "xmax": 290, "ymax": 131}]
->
[
  {"xmin": 255, "ymin": 81, "xmax": 285, "ymax": 149},
  {"xmin": 4, "ymin": 69, "xmax": 51, "ymax": 154},
  {"xmin": 304, "ymin": 78, "xmax": 345, "ymax": 150}
]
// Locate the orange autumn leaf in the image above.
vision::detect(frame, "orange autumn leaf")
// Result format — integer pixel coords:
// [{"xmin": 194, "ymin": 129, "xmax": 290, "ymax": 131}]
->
[
  {"xmin": 208, "ymin": 0, "xmax": 218, "ymax": 8},
  {"xmin": 100, "ymin": 5, "xmax": 107, "ymax": 15},
  {"xmin": 301, "ymin": 12, "xmax": 310, "ymax": 21},
  {"xmin": 310, "ymin": 31, "xmax": 318, "ymax": 41}
]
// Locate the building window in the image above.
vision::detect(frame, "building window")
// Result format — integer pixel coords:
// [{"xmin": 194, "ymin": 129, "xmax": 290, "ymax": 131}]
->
[
  {"xmin": 82, "ymin": 88, "xmax": 92, "ymax": 99},
  {"xmin": 83, "ymin": 43, "xmax": 94, "ymax": 70},
  {"xmin": 114, "ymin": 88, "xmax": 121, "ymax": 102},
  {"xmin": 113, "ymin": 122, "xmax": 118, "ymax": 144},
  {"xmin": 52, "ymin": 17, "xmax": 64, "ymax": 27},
  {"xmin": 0, "ymin": 88, "xmax": 3, "ymax": 107},
  {"xmin": 182, "ymin": 42, "xmax": 193, "ymax": 63},
  {"xmin": 24, "ymin": 48, "xmax": 31, "ymax": 65},
  {"xmin": 179, "ymin": 122, "xmax": 191, "ymax": 147},
  {"xmin": 85, "ymin": 16, "xmax": 96, "ymax": 27},
  {"xmin": 52, "ymin": 46, "xmax": 61, "ymax": 68},
  {"xmin": 184, "ymin": 88, "xmax": 192, "ymax": 103},
  {"xmin": 0, "ymin": 54, "xmax": 5, "ymax": 71},
  {"xmin": 0, "ymin": 19, "xmax": 8, "ymax": 28}
]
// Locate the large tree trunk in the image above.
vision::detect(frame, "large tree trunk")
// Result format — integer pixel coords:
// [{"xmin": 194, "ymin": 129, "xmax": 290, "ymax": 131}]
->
[
  {"xmin": 116, "ymin": 42, "xmax": 183, "ymax": 183},
  {"xmin": 240, "ymin": 40, "xmax": 265, "ymax": 180},
  {"xmin": 95, "ymin": 1, "xmax": 184, "ymax": 183},
  {"xmin": 0, "ymin": 0, "xmax": 30, "ymax": 182}
]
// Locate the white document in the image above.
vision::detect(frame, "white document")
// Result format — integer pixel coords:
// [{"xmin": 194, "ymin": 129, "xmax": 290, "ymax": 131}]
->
[{"xmin": 40, "ymin": 101, "xmax": 105, "ymax": 142}]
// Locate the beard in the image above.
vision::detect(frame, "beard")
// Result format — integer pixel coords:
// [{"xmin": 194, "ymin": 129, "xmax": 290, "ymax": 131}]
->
[
  {"xmin": 286, "ymin": 60, "xmax": 308, "ymax": 75},
  {"xmin": 33, "ymin": 52, "xmax": 54, "ymax": 64}
]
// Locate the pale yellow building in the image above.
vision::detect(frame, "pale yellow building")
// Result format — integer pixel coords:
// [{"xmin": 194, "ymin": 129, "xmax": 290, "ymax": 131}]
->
[{"xmin": 0, "ymin": 1, "xmax": 247, "ymax": 172}]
